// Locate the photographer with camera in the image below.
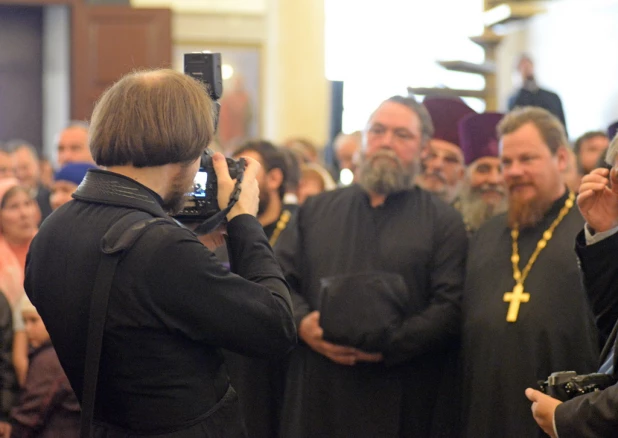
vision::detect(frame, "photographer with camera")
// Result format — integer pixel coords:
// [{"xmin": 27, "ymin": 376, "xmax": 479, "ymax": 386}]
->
[
  {"xmin": 526, "ymin": 133, "xmax": 618, "ymax": 437},
  {"xmin": 23, "ymin": 69, "xmax": 296, "ymax": 438}
]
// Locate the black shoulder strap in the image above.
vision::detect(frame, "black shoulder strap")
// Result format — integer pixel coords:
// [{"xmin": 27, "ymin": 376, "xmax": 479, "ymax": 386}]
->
[{"xmin": 80, "ymin": 211, "xmax": 168, "ymax": 438}]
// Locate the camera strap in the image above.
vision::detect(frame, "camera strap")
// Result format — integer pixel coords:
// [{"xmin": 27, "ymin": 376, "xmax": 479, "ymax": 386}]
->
[
  {"xmin": 81, "ymin": 211, "xmax": 168, "ymax": 438},
  {"xmin": 194, "ymin": 159, "xmax": 246, "ymax": 235}
]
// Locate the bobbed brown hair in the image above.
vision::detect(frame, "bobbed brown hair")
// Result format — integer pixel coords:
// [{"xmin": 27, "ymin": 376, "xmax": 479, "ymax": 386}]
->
[
  {"xmin": 497, "ymin": 106, "xmax": 567, "ymax": 155},
  {"xmin": 89, "ymin": 69, "xmax": 215, "ymax": 168}
]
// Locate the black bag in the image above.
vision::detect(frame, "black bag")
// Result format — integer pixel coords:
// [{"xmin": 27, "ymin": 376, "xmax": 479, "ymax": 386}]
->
[{"xmin": 319, "ymin": 271, "xmax": 409, "ymax": 352}]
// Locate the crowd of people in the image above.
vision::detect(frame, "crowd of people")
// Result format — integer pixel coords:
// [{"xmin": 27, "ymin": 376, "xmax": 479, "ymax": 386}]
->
[{"xmin": 0, "ymin": 61, "xmax": 617, "ymax": 438}]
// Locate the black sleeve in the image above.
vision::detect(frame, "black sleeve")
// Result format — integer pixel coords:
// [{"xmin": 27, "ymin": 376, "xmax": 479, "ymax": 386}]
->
[
  {"xmin": 274, "ymin": 211, "xmax": 312, "ymax": 329},
  {"xmin": 145, "ymin": 214, "xmax": 296, "ymax": 359},
  {"xmin": 575, "ymin": 229, "xmax": 618, "ymax": 342},
  {"xmin": 384, "ymin": 208, "xmax": 468, "ymax": 365},
  {"xmin": 555, "ymin": 383, "xmax": 618, "ymax": 438}
]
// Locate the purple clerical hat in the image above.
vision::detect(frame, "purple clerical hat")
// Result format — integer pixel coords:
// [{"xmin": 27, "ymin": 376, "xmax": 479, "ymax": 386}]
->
[
  {"xmin": 423, "ymin": 97, "xmax": 476, "ymax": 148},
  {"xmin": 458, "ymin": 112, "xmax": 504, "ymax": 165},
  {"xmin": 608, "ymin": 121, "xmax": 618, "ymax": 141}
]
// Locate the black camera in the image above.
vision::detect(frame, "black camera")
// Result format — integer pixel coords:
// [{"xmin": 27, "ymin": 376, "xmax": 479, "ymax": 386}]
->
[
  {"xmin": 174, "ymin": 151, "xmax": 246, "ymax": 222},
  {"xmin": 539, "ymin": 371, "xmax": 617, "ymax": 401},
  {"xmin": 173, "ymin": 52, "xmax": 245, "ymax": 222}
]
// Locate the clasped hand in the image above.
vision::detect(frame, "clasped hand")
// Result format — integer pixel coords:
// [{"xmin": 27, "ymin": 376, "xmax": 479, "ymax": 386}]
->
[{"xmin": 299, "ymin": 311, "xmax": 383, "ymax": 366}]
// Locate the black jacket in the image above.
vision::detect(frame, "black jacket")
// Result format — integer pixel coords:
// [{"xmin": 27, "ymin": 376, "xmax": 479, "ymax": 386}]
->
[
  {"xmin": 554, "ymin": 230, "xmax": 618, "ymax": 437},
  {"xmin": 24, "ymin": 169, "xmax": 296, "ymax": 436},
  {"xmin": 508, "ymin": 87, "xmax": 567, "ymax": 135}
]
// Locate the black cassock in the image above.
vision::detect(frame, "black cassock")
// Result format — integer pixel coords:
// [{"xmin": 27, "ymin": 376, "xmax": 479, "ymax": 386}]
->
[
  {"xmin": 222, "ymin": 205, "xmax": 299, "ymax": 438},
  {"xmin": 461, "ymin": 191, "xmax": 599, "ymax": 438},
  {"xmin": 276, "ymin": 185, "xmax": 467, "ymax": 438}
]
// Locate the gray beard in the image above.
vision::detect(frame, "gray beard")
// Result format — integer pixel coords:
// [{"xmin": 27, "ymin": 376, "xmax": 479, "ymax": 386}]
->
[
  {"xmin": 358, "ymin": 150, "xmax": 418, "ymax": 195},
  {"xmin": 460, "ymin": 183, "xmax": 507, "ymax": 232}
]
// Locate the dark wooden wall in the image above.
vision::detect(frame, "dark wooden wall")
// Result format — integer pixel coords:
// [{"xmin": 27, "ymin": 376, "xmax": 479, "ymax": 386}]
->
[
  {"xmin": 72, "ymin": 4, "xmax": 172, "ymax": 120},
  {"xmin": 0, "ymin": 0, "xmax": 170, "ymax": 153},
  {"xmin": 0, "ymin": 5, "xmax": 43, "ymax": 148}
]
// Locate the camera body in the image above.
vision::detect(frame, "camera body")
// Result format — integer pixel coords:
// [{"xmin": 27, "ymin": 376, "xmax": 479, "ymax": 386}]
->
[
  {"xmin": 539, "ymin": 371, "xmax": 617, "ymax": 401},
  {"xmin": 173, "ymin": 52, "xmax": 245, "ymax": 222},
  {"xmin": 174, "ymin": 151, "xmax": 245, "ymax": 222}
]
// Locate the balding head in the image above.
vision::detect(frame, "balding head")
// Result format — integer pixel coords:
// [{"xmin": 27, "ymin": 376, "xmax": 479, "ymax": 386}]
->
[{"xmin": 57, "ymin": 122, "xmax": 92, "ymax": 167}]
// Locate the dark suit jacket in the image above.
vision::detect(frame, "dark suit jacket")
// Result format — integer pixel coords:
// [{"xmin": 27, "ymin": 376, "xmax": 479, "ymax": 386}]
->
[
  {"xmin": 554, "ymin": 230, "xmax": 618, "ymax": 437},
  {"xmin": 508, "ymin": 87, "xmax": 567, "ymax": 136}
]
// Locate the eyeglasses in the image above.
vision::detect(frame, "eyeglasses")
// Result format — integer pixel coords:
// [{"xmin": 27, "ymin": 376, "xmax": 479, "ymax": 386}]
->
[{"xmin": 367, "ymin": 124, "xmax": 416, "ymax": 143}]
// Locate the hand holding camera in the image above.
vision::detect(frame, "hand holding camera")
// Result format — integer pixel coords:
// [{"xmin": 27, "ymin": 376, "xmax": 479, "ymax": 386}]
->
[{"xmin": 211, "ymin": 152, "xmax": 260, "ymax": 221}]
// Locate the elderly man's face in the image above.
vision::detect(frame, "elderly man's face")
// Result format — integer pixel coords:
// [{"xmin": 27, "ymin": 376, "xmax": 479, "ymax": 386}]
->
[
  {"xmin": 467, "ymin": 156, "xmax": 505, "ymax": 207},
  {"xmin": 419, "ymin": 139, "xmax": 465, "ymax": 202},
  {"xmin": 359, "ymin": 101, "xmax": 423, "ymax": 195},
  {"xmin": 57, "ymin": 127, "xmax": 93, "ymax": 167},
  {"xmin": 364, "ymin": 101, "xmax": 423, "ymax": 167},
  {"xmin": 12, "ymin": 147, "xmax": 40, "ymax": 191}
]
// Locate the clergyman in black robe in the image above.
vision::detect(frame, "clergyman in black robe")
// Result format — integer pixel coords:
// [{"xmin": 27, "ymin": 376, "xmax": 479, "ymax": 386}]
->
[
  {"xmin": 276, "ymin": 95, "xmax": 468, "ymax": 438},
  {"xmin": 461, "ymin": 107, "xmax": 598, "ymax": 438},
  {"xmin": 461, "ymin": 193, "xmax": 598, "ymax": 437}
]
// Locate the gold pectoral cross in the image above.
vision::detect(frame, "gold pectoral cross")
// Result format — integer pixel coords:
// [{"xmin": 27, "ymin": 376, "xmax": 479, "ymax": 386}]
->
[{"xmin": 503, "ymin": 283, "xmax": 530, "ymax": 322}]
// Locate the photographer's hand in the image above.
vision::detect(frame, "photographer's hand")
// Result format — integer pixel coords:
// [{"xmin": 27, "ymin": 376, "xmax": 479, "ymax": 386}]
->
[
  {"xmin": 299, "ymin": 311, "xmax": 383, "ymax": 366},
  {"xmin": 578, "ymin": 167, "xmax": 618, "ymax": 233},
  {"xmin": 525, "ymin": 388, "xmax": 561, "ymax": 438},
  {"xmin": 211, "ymin": 152, "xmax": 260, "ymax": 221}
]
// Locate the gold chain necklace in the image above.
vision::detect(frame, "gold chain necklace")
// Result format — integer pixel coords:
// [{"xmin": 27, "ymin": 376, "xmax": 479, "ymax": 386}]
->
[
  {"xmin": 268, "ymin": 210, "xmax": 292, "ymax": 247},
  {"xmin": 503, "ymin": 191, "xmax": 575, "ymax": 322}
]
